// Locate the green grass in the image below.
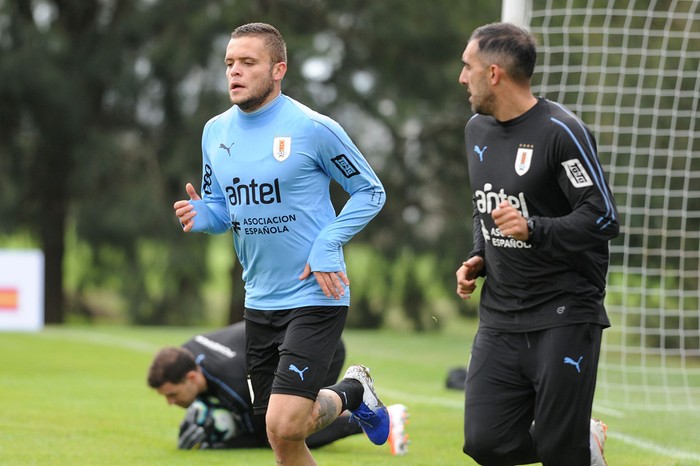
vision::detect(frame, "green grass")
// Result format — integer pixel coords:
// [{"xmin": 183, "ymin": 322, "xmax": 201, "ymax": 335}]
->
[{"xmin": 1, "ymin": 321, "xmax": 699, "ymax": 465}]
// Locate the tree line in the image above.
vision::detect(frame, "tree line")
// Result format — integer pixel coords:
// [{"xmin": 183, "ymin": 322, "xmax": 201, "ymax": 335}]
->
[{"xmin": 0, "ymin": 0, "xmax": 501, "ymax": 328}]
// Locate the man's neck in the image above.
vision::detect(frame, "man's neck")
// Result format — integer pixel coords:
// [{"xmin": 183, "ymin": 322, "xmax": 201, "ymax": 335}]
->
[{"xmin": 493, "ymin": 91, "xmax": 538, "ymax": 122}]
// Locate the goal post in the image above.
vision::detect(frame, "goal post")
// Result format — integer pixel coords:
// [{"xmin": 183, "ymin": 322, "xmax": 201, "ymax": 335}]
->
[
  {"xmin": 504, "ymin": 0, "xmax": 700, "ymax": 412},
  {"xmin": 501, "ymin": 0, "xmax": 531, "ymax": 27}
]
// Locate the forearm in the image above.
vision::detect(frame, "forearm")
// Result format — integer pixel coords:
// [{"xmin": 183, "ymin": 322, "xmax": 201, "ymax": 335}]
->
[
  {"xmin": 533, "ymin": 204, "xmax": 619, "ymax": 255},
  {"xmin": 308, "ymin": 187, "xmax": 385, "ymax": 271},
  {"xmin": 468, "ymin": 201, "xmax": 486, "ymax": 276}
]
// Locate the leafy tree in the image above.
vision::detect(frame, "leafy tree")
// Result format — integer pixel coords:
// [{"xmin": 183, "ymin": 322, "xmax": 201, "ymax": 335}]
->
[{"xmin": 0, "ymin": 0, "xmax": 225, "ymax": 323}]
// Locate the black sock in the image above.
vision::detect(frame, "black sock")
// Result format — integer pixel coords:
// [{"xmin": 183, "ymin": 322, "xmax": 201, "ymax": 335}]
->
[
  {"xmin": 306, "ymin": 415, "xmax": 363, "ymax": 449},
  {"xmin": 325, "ymin": 378, "xmax": 364, "ymax": 411}
]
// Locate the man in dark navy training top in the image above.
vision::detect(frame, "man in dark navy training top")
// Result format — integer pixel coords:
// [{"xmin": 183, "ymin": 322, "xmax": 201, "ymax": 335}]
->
[{"xmin": 455, "ymin": 22, "xmax": 619, "ymax": 466}]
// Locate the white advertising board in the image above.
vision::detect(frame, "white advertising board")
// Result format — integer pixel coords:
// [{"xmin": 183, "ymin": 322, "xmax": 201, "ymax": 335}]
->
[{"xmin": 0, "ymin": 250, "xmax": 44, "ymax": 331}]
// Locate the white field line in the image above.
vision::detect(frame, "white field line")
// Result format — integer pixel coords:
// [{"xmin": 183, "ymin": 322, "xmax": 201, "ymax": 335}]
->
[
  {"xmin": 381, "ymin": 388, "xmax": 464, "ymax": 409},
  {"xmin": 39, "ymin": 328, "xmax": 159, "ymax": 353},
  {"xmin": 591, "ymin": 404, "xmax": 626, "ymax": 418},
  {"xmin": 608, "ymin": 432, "xmax": 700, "ymax": 462}
]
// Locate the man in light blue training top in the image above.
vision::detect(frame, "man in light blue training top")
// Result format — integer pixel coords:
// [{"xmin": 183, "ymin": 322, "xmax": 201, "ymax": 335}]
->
[{"xmin": 173, "ymin": 22, "xmax": 389, "ymax": 466}]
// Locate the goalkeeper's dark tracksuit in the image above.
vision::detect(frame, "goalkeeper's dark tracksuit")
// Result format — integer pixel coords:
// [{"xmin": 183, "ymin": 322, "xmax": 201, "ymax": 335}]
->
[
  {"xmin": 183, "ymin": 322, "xmax": 361, "ymax": 448},
  {"xmin": 462, "ymin": 98, "xmax": 619, "ymax": 465}
]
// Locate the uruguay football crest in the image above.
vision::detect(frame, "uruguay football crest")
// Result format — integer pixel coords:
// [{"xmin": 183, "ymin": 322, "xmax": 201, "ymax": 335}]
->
[
  {"xmin": 273, "ymin": 137, "xmax": 291, "ymax": 162},
  {"xmin": 515, "ymin": 145, "xmax": 533, "ymax": 176}
]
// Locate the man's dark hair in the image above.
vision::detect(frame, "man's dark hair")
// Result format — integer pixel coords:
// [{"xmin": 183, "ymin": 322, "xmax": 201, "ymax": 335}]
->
[
  {"xmin": 470, "ymin": 22, "xmax": 537, "ymax": 83},
  {"xmin": 231, "ymin": 22, "xmax": 287, "ymax": 64},
  {"xmin": 147, "ymin": 347, "xmax": 197, "ymax": 388}
]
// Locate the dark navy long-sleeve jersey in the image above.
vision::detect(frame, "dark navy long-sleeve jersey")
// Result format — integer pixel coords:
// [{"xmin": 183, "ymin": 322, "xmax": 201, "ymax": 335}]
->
[
  {"xmin": 182, "ymin": 322, "xmax": 255, "ymax": 433},
  {"xmin": 465, "ymin": 97, "xmax": 619, "ymax": 332}
]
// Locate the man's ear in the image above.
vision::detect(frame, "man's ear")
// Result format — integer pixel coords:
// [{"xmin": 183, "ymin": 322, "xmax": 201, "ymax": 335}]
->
[
  {"xmin": 489, "ymin": 63, "xmax": 503, "ymax": 85},
  {"xmin": 188, "ymin": 368, "xmax": 207, "ymax": 391},
  {"xmin": 186, "ymin": 370, "xmax": 199, "ymax": 383},
  {"xmin": 272, "ymin": 62, "xmax": 287, "ymax": 81}
]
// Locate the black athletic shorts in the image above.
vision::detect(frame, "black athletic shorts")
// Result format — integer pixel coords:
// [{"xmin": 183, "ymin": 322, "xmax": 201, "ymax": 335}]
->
[
  {"xmin": 244, "ymin": 306, "xmax": 348, "ymax": 415},
  {"xmin": 464, "ymin": 323, "xmax": 603, "ymax": 465}
]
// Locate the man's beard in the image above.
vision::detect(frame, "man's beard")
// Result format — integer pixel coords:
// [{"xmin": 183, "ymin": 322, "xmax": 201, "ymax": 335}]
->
[
  {"xmin": 471, "ymin": 92, "xmax": 496, "ymax": 116},
  {"xmin": 234, "ymin": 79, "xmax": 275, "ymax": 112}
]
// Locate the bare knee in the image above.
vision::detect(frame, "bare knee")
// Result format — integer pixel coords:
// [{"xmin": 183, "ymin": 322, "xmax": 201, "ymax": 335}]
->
[
  {"xmin": 266, "ymin": 421, "xmax": 315, "ymax": 466},
  {"xmin": 266, "ymin": 394, "xmax": 316, "ymax": 442},
  {"xmin": 267, "ymin": 413, "xmax": 308, "ymax": 442}
]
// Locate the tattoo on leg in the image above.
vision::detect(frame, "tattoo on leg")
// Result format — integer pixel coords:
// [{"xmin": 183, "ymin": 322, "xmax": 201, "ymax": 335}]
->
[{"xmin": 314, "ymin": 394, "xmax": 339, "ymax": 432}]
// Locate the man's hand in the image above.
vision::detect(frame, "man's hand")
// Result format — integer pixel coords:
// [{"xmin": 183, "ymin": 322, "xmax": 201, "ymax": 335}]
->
[
  {"xmin": 178, "ymin": 400, "xmax": 214, "ymax": 449},
  {"xmin": 173, "ymin": 183, "xmax": 202, "ymax": 232},
  {"xmin": 491, "ymin": 200, "xmax": 529, "ymax": 240},
  {"xmin": 456, "ymin": 255, "xmax": 485, "ymax": 299},
  {"xmin": 178, "ymin": 422, "xmax": 207, "ymax": 449},
  {"xmin": 299, "ymin": 263, "xmax": 349, "ymax": 300}
]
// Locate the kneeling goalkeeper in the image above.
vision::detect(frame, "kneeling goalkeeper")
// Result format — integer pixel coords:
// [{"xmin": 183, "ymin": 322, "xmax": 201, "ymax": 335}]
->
[
  {"xmin": 148, "ymin": 322, "xmax": 362, "ymax": 449},
  {"xmin": 146, "ymin": 321, "xmax": 366, "ymax": 450}
]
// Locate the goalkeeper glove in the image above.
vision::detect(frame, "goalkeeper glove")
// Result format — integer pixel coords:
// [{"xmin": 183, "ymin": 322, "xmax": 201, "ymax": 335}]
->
[
  {"xmin": 178, "ymin": 422, "xmax": 207, "ymax": 449},
  {"xmin": 177, "ymin": 401, "xmax": 214, "ymax": 449}
]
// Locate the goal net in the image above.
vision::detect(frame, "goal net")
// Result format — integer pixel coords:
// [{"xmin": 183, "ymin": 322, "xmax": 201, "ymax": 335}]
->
[{"xmin": 507, "ymin": 0, "xmax": 700, "ymax": 412}]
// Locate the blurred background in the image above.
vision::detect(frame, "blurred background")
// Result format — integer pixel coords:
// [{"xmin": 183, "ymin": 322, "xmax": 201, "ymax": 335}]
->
[
  {"xmin": 2, "ymin": 0, "xmax": 700, "ymax": 450},
  {"xmin": 0, "ymin": 0, "xmax": 503, "ymax": 329}
]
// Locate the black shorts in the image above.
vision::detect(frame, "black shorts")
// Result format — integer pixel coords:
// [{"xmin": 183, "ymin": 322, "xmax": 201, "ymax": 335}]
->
[
  {"xmin": 244, "ymin": 306, "xmax": 348, "ymax": 415},
  {"xmin": 464, "ymin": 323, "xmax": 603, "ymax": 465}
]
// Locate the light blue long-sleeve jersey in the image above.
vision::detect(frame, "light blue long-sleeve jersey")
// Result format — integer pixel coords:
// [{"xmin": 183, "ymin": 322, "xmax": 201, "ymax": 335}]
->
[{"xmin": 189, "ymin": 94, "xmax": 385, "ymax": 310}]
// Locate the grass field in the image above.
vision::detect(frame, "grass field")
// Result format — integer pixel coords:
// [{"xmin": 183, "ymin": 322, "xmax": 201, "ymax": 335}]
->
[{"xmin": 2, "ymin": 319, "xmax": 700, "ymax": 465}]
